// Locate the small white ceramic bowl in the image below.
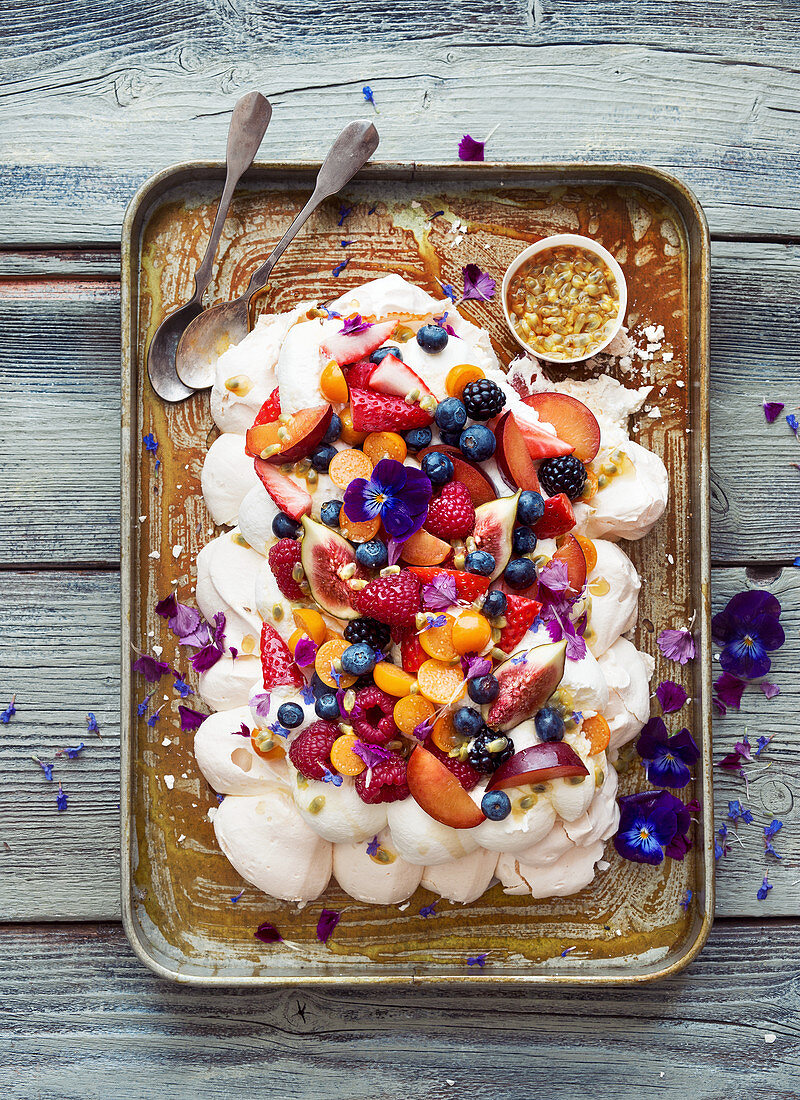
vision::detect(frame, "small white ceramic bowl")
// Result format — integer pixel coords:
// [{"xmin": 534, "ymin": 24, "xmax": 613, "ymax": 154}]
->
[{"xmin": 501, "ymin": 233, "xmax": 627, "ymax": 364}]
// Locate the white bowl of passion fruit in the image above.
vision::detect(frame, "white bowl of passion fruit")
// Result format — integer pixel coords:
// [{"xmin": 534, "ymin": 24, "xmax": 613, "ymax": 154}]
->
[{"xmin": 502, "ymin": 234, "xmax": 627, "ymax": 365}]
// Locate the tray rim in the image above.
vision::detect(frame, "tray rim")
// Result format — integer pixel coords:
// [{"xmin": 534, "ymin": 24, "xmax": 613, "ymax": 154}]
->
[{"xmin": 120, "ymin": 158, "xmax": 713, "ymax": 987}]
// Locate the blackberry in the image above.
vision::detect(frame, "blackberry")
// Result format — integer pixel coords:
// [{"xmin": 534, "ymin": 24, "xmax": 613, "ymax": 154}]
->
[
  {"xmin": 538, "ymin": 454, "xmax": 587, "ymax": 500},
  {"xmin": 467, "ymin": 728, "xmax": 514, "ymax": 773},
  {"xmin": 344, "ymin": 617, "xmax": 391, "ymax": 651},
  {"xmin": 461, "ymin": 378, "xmax": 506, "ymax": 422}
]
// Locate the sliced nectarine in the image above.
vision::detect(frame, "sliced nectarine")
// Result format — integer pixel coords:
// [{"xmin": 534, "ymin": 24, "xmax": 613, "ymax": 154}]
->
[
  {"xmin": 522, "ymin": 392, "xmax": 601, "ymax": 462},
  {"xmin": 406, "ymin": 746, "xmax": 485, "ymax": 829},
  {"xmin": 511, "ymin": 404, "xmax": 575, "ymax": 461},
  {"xmin": 494, "ymin": 411, "xmax": 541, "ymax": 492},
  {"xmin": 417, "ymin": 444, "xmax": 497, "ymax": 506},
  {"xmin": 400, "ymin": 527, "xmax": 451, "ymax": 566},
  {"xmin": 246, "ymin": 404, "xmax": 332, "ymax": 463}
]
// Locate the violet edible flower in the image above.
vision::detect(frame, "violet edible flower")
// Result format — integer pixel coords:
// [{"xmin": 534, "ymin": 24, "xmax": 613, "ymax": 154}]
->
[
  {"xmin": 343, "ymin": 458, "xmax": 432, "ymax": 541},
  {"xmin": 458, "ymin": 134, "xmax": 486, "ymax": 161},
  {"xmin": 712, "ymin": 671, "xmax": 746, "ymax": 715},
  {"xmin": 636, "ymin": 716, "xmax": 700, "ymax": 789},
  {"xmin": 132, "ymin": 655, "xmax": 171, "ymax": 683},
  {"xmin": 763, "ymin": 400, "xmax": 785, "ymax": 423},
  {"xmin": 352, "ymin": 740, "xmax": 394, "ymax": 768},
  {"xmin": 339, "ymin": 314, "xmax": 372, "ymax": 336},
  {"xmin": 757, "ymin": 873, "xmax": 773, "ymax": 901},
  {"xmin": 657, "ymin": 627, "xmax": 696, "ymax": 664},
  {"xmin": 178, "ymin": 705, "xmax": 207, "ymax": 731},
  {"xmin": 254, "ymin": 922, "xmax": 282, "ymax": 944},
  {"xmin": 613, "ymin": 790, "xmax": 693, "ymax": 865},
  {"xmin": 712, "ymin": 589, "xmax": 784, "ymax": 680},
  {"xmin": 655, "ymin": 680, "xmax": 688, "ymax": 714},
  {"xmin": 462, "ymin": 263, "xmax": 496, "ymax": 301},
  {"xmin": 316, "ymin": 908, "xmax": 340, "ymax": 943},
  {"xmin": 421, "ymin": 572, "xmax": 457, "ymax": 611}
]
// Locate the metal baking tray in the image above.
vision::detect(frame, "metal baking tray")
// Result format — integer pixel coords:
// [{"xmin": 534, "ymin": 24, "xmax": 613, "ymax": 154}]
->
[{"xmin": 121, "ymin": 161, "xmax": 712, "ymax": 985}]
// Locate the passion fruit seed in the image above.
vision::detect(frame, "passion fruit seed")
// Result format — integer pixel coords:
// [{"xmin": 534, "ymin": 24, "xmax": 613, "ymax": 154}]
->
[
  {"xmin": 272, "ymin": 603, "xmax": 284, "ymax": 621},
  {"xmin": 308, "ymin": 796, "xmax": 326, "ymax": 814},
  {"xmin": 291, "ymin": 563, "xmax": 304, "ymax": 583},
  {"xmin": 343, "ymin": 689, "xmax": 356, "ymax": 713},
  {"xmin": 260, "ymin": 443, "xmax": 282, "ymax": 459},
  {"xmin": 380, "ymin": 565, "xmax": 401, "ymax": 576},
  {"xmin": 338, "ymin": 562, "xmax": 357, "ymax": 581}
]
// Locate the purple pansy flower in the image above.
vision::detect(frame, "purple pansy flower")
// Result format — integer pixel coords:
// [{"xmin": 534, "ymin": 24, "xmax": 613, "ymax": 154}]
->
[
  {"xmin": 763, "ymin": 400, "xmax": 785, "ymax": 423},
  {"xmin": 613, "ymin": 790, "xmax": 693, "ymax": 865},
  {"xmin": 712, "ymin": 590, "xmax": 784, "ymax": 680},
  {"xmin": 340, "ymin": 314, "xmax": 373, "ymax": 336},
  {"xmin": 462, "ymin": 263, "xmax": 496, "ymax": 301},
  {"xmin": 657, "ymin": 627, "xmax": 696, "ymax": 664},
  {"xmin": 317, "ymin": 908, "xmax": 341, "ymax": 944},
  {"xmin": 655, "ymin": 680, "xmax": 688, "ymax": 714},
  {"xmin": 636, "ymin": 716, "xmax": 700, "ymax": 789},
  {"xmin": 343, "ymin": 458, "xmax": 432, "ymax": 541},
  {"xmin": 178, "ymin": 705, "xmax": 207, "ymax": 731},
  {"xmin": 458, "ymin": 133, "xmax": 486, "ymax": 161}
]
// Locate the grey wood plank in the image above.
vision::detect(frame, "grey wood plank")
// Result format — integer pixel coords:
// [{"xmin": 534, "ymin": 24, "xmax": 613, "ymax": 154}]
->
[
  {"xmin": 1, "ymin": 566, "xmax": 797, "ymax": 921},
  {"xmin": 0, "ymin": 28, "xmax": 799, "ymax": 243},
  {"xmin": 0, "ymin": 920, "xmax": 797, "ymax": 1099},
  {"xmin": 2, "ymin": 241, "xmax": 799, "ymax": 564}
]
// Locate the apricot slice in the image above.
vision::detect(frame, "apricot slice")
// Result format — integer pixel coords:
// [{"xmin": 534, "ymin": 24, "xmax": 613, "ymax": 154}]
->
[
  {"xmin": 406, "ymin": 746, "xmax": 485, "ymax": 829},
  {"xmin": 399, "ymin": 527, "xmax": 451, "ymax": 566}
]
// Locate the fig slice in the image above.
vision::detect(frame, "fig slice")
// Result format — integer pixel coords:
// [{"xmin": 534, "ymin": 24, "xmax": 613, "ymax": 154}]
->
[
  {"xmin": 485, "ymin": 640, "xmax": 567, "ymax": 731},
  {"xmin": 486, "ymin": 741, "xmax": 588, "ymax": 792},
  {"xmin": 300, "ymin": 516, "xmax": 367, "ymax": 620},
  {"xmin": 472, "ymin": 492, "xmax": 519, "ymax": 580},
  {"xmin": 406, "ymin": 746, "xmax": 485, "ymax": 829}
]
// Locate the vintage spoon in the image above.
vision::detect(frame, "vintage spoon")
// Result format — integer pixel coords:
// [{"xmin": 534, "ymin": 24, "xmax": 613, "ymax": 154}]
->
[
  {"xmin": 175, "ymin": 118, "xmax": 380, "ymax": 391},
  {"xmin": 146, "ymin": 91, "xmax": 273, "ymax": 402}
]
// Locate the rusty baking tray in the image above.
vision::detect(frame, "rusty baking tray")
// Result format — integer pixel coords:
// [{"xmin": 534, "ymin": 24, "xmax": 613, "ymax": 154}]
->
[{"xmin": 121, "ymin": 161, "xmax": 712, "ymax": 985}]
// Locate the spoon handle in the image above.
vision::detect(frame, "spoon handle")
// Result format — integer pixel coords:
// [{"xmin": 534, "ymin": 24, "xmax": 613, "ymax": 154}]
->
[
  {"xmin": 243, "ymin": 119, "xmax": 380, "ymax": 303},
  {"xmin": 191, "ymin": 91, "xmax": 273, "ymax": 301}
]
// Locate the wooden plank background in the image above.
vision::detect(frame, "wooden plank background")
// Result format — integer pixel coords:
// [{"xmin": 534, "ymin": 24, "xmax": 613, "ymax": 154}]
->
[{"xmin": 1, "ymin": 1, "xmax": 799, "ymax": 1093}]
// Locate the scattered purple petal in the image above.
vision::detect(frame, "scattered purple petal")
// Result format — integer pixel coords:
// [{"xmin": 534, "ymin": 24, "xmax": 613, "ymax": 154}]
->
[
  {"xmin": 132, "ymin": 655, "xmax": 171, "ymax": 683},
  {"xmin": 419, "ymin": 901, "xmax": 438, "ymax": 918},
  {"xmin": 763, "ymin": 400, "xmax": 785, "ymax": 423},
  {"xmin": 322, "ymin": 767, "xmax": 343, "ymax": 786},
  {"xmin": 1, "ymin": 695, "xmax": 17, "ymax": 724},
  {"xmin": 300, "ymin": 682, "xmax": 316, "ymax": 705},
  {"xmin": 787, "ymin": 413, "xmax": 799, "ymax": 435},
  {"xmin": 33, "ymin": 757, "xmax": 54, "ymax": 782},
  {"xmin": 293, "ymin": 636, "xmax": 319, "ymax": 668},
  {"xmin": 760, "ymin": 681, "xmax": 780, "ymax": 700},
  {"xmin": 143, "ymin": 433, "xmax": 158, "ymax": 453},
  {"xmin": 86, "ymin": 713, "xmax": 100, "ymax": 734},
  {"xmin": 332, "ymin": 259, "xmax": 349, "ymax": 278},
  {"xmin": 458, "ymin": 133, "xmax": 486, "ymax": 161},
  {"xmin": 178, "ymin": 705, "xmax": 207, "ymax": 732},
  {"xmin": 352, "ymin": 740, "xmax": 394, "ymax": 768},
  {"xmin": 362, "ymin": 85, "xmax": 375, "ymax": 106},
  {"xmin": 250, "ymin": 692, "xmax": 272, "ymax": 719},
  {"xmin": 655, "ymin": 680, "xmax": 688, "ymax": 714},
  {"xmin": 146, "ymin": 705, "xmax": 164, "ymax": 728},
  {"xmin": 340, "ymin": 239, "xmax": 354, "ymax": 247},
  {"xmin": 233, "ymin": 723, "xmax": 251, "ymax": 738},
  {"xmin": 366, "ymin": 835, "xmax": 380, "ymax": 857},
  {"xmin": 757, "ymin": 873, "xmax": 773, "ymax": 901},
  {"xmin": 172, "ymin": 675, "xmax": 194, "ymax": 698},
  {"xmin": 714, "ymin": 823, "xmax": 730, "ymax": 861},
  {"xmin": 317, "ymin": 908, "xmax": 341, "ymax": 944},
  {"xmin": 421, "ymin": 572, "xmax": 457, "ymax": 611},
  {"xmin": 727, "ymin": 799, "xmax": 754, "ymax": 825},
  {"xmin": 462, "ymin": 263, "xmax": 496, "ymax": 302},
  {"xmin": 230, "ymin": 890, "xmax": 245, "ymax": 903},
  {"xmin": 136, "ymin": 694, "xmax": 152, "ymax": 717},
  {"xmin": 56, "ymin": 743, "xmax": 85, "ymax": 760},
  {"xmin": 461, "ymin": 654, "xmax": 493, "ymax": 680},
  {"xmin": 254, "ymin": 922, "xmax": 283, "ymax": 945},
  {"xmin": 657, "ymin": 627, "xmax": 696, "ymax": 664},
  {"xmin": 755, "ymin": 735, "xmax": 773, "ymax": 756},
  {"xmin": 679, "ymin": 889, "xmax": 693, "ymax": 911},
  {"xmin": 713, "ymin": 672, "xmax": 746, "ymax": 715},
  {"xmin": 560, "ymin": 946, "xmax": 576, "ymax": 957},
  {"xmin": 56, "ymin": 783, "xmax": 68, "ymax": 812},
  {"xmin": 339, "ymin": 313, "xmax": 373, "ymax": 336},
  {"xmin": 467, "ymin": 953, "xmax": 488, "ymax": 968},
  {"xmin": 337, "ymin": 205, "xmax": 353, "ymax": 227}
]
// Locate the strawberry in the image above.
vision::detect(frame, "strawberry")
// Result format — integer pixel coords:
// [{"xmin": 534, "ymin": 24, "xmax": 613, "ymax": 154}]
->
[
  {"xmin": 368, "ymin": 354, "xmax": 434, "ymax": 398},
  {"xmin": 496, "ymin": 594, "xmax": 543, "ymax": 653},
  {"xmin": 260, "ymin": 622, "xmax": 304, "ymax": 690},
  {"xmin": 394, "ymin": 624, "xmax": 428, "ymax": 675},
  {"xmin": 534, "ymin": 493, "xmax": 576, "ymax": 538},
  {"xmin": 425, "ymin": 482, "xmax": 475, "ymax": 540},
  {"xmin": 323, "ymin": 319, "xmax": 398, "ymax": 367},
  {"xmin": 254, "ymin": 459, "xmax": 312, "ymax": 520},
  {"xmin": 350, "ymin": 388, "xmax": 432, "ymax": 433},
  {"xmin": 343, "ymin": 359, "xmax": 376, "ymax": 390},
  {"xmin": 252, "ymin": 387, "xmax": 281, "ymax": 426},
  {"xmin": 354, "ymin": 570, "xmax": 421, "ymax": 626},
  {"xmin": 407, "ymin": 567, "xmax": 490, "ymax": 603},
  {"xmin": 267, "ymin": 539, "xmax": 304, "ymax": 601}
]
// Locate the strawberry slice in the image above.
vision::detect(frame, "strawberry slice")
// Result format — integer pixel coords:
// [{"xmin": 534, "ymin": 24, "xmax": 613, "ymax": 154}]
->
[
  {"xmin": 323, "ymin": 319, "xmax": 398, "ymax": 367},
  {"xmin": 252, "ymin": 387, "xmax": 281, "ymax": 426},
  {"xmin": 407, "ymin": 567, "xmax": 490, "ymax": 603},
  {"xmin": 368, "ymin": 354, "xmax": 434, "ymax": 399},
  {"xmin": 254, "ymin": 458, "xmax": 312, "ymax": 520},
  {"xmin": 511, "ymin": 405, "xmax": 574, "ymax": 461},
  {"xmin": 534, "ymin": 493, "xmax": 576, "ymax": 538},
  {"xmin": 344, "ymin": 359, "xmax": 377, "ymax": 390},
  {"xmin": 350, "ymin": 388, "xmax": 433, "ymax": 433},
  {"xmin": 497, "ymin": 594, "xmax": 543, "ymax": 653},
  {"xmin": 260, "ymin": 622, "xmax": 304, "ymax": 690},
  {"xmin": 394, "ymin": 624, "xmax": 428, "ymax": 676}
]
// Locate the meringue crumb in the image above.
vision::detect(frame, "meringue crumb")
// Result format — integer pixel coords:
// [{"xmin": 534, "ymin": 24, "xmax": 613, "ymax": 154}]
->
[
  {"xmin": 162, "ymin": 737, "xmax": 171, "ymax": 747},
  {"xmin": 644, "ymin": 324, "xmax": 665, "ymax": 343},
  {"xmin": 152, "ymin": 645, "xmax": 163, "ymax": 657},
  {"xmin": 139, "ymin": 515, "xmax": 147, "ymax": 522},
  {"xmin": 597, "ymin": 859, "xmax": 610, "ymax": 871},
  {"xmin": 397, "ymin": 902, "xmax": 410, "ymax": 911},
  {"xmin": 207, "ymin": 807, "xmax": 217, "ymax": 822},
  {"xmin": 172, "ymin": 544, "xmax": 183, "ymax": 559},
  {"xmin": 765, "ymin": 1033, "xmax": 776, "ymax": 1044},
  {"xmin": 619, "ymin": 355, "xmax": 633, "ymax": 370},
  {"xmin": 667, "ymin": 554, "xmax": 675, "ymax": 565},
  {"xmin": 149, "ymin": 550, "xmax": 160, "ymax": 559},
  {"xmin": 647, "ymin": 407, "xmax": 661, "ymax": 419},
  {"xmin": 446, "ymin": 1081, "xmax": 455, "ymax": 1087},
  {"xmin": 177, "ymin": 834, "xmax": 186, "ymax": 842},
  {"xmin": 163, "ymin": 694, "xmax": 169, "ymax": 701},
  {"xmin": 663, "ymin": 351, "xmax": 674, "ymax": 363},
  {"xmin": 411, "ymin": 200, "xmax": 421, "ymax": 208},
  {"xmin": 176, "ymin": 484, "xmax": 182, "ymax": 489},
  {"xmin": 147, "ymin": 630, "xmax": 154, "ymax": 638},
  {"xmin": 164, "ymin": 774, "xmax": 175, "ymax": 790},
  {"xmin": 676, "ymin": 378, "xmax": 684, "ymax": 387}
]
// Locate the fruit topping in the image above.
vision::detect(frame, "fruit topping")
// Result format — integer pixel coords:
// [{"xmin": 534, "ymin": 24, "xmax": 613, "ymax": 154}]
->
[
  {"xmin": 465, "ymin": 551, "xmax": 496, "ymax": 576},
  {"xmin": 418, "ymin": 445, "xmax": 497, "ymax": 506},
  {"xmin": 495, "ymin": 411, "xmax": 541, "ymax": 492},
  {"xmin": 373, "ymin": 658, "xmax": 418, "ymax": 696},
  {"xmin": 393, "ymin": 693, "xmax": 436, "ymax": 736},
  {"xmin": 405, "ymin": 426, "xmax": 433, "ymax": 452},
  {"xmin": 510, "ymin": 403, "xmax": 575, "ymax": 461},
  {"xmin": 392, "ymin": 624, "xmax": 428, "ymax": 677},
  {"xmin": 276, "ymin": 701, "xmax": 304, "ymax": 729},
  {"xmin": 503, "ymin": 557, "xmax": 537, "ymax": 591},
  {"xmin": 268, "ymin": 538, "xmax": 305, "ymax": 601},
  {"xmin": 350, "ymin": 389, "xmax": 433, "ymax": 433},
  {"xmin": 320, "ymin": 360, "xmax": 349, "ymax": 404},
  {"xmin": 582, "ymin": 713, "xmax": 611, "ymax": 754},
  {"xmin": 343, "ymin": 359, "xmax": 377, "ymax": 389},
  {"xmin": 406, "ymin": 746, "xmax": 485, "ymax": 828},
  {"xmin": 368, "ymin": 353, "xmax": 434, "ymax": 399},
  {"xmin": 407, "ymin": 567, "xmax": 490, "ymax": 603},
  {"xmin": 259, "ymin": 622, "xmax": 304, "ymax": 692},
  {"xmin": 426, "ymin": 482, "xmax": 475, "ymax": 540},
  {"xmin": 434, "ymin": 397, "xmax": 467, "ymax": 433},
  {"xmin": 552, "ymin": 532, "xmax": 588, "ymax": 596},
  {"xmin": 338, "ymin": 513, "xmax": 381, "ymax": 543},
  {"xmin": 246, "ymin": 404, "xmax": 333, "ymax": 463},
  {"xmin": 353, "ymin": 570, "xmax": 421, "ymax": 627},
  {"xmin": 419, "ymin": 613, "xmax": 458, "ymax": 661},
  {"xmin": 323, "ymin": 318, "xmax": 399, "ymax": 367},
  {"xmin": 522, "ymin": 391, "xmax": 601, "ymax": 462},
  {"xmin": 485, "ymin": 640, "xmax": 567, "ymax": 731},
  {"xmin": 535, "ymin": 706, "xmax": 565, "ymax": 742},
  {"xmin": 467, "ymin": 728, "xmax": 514, "ymax": 773},
  {"xmin": 355, "ymin": 752, "xmax": 410, "ymax": 804},
  {"xmin": 321, "ymin": 500, "xmax": 342, "ymax": 527},
  {"xmin": 459, "ymin": 424, "xmax": 496, "ymax": 462},
  {"xmin": 315, "ymin": 693, "xmax": 341, "ymax": 721},
  {"xmin": 417, "ymin": 658, "xmax": 466, "ymax": 706},
  {"xmin": 369, "ymin": 345, "xmax": 403, "ymax": 364},
  {"xmin": 362, "ymin": 430, "xmax": 408, "ymax": 464},
  {"xmin": 343, "ymin": 616, "xmax": 391, "ymax": 651},
  {"xmin": 421, "ymin": 450, "xmax": 454, "ymax": 486},
  {"xmin": 399, "ymin": 527, "xmax": 451, "ymax": 566},
  {"xmin": 496, "ymin": 594, "xmax": 543, "ymax": 653},
  {"xmin": 300, "ymin": 516, "xmax": 366, "ymax": 620},
  {"xmin": 355, "ymin": 538, "xmax": 389, "ymax": 570},
  {"xmin": 574, "ymin": 533, "xmax": 598, "ymax": 574},
  {"xmin": 416, "ymin": 324, "xmax": 449, "ymax": 353},
  {"xmin": 481, "ymin": 790, "xmax": 512, "ymax": 820},
  {"xmin": 486, "ymin": 741, "xmax": 588, "ymax": 792},
  {"xmin": 352, "ymin": 684, "xmax": 400, "ymax": 745},
  {"xmin": 330, "ymin": 732, "xmax": 366, "ymax": 776},
  {"xmin": 288, "ymin": 720, "xmax": 341, "ymax": 780},
  {"xmin": 451, "ymin": 609, "xmax": 492, "ymax": 655},
  {"xmin": 539, "ymin": 454, "xmax": 588, "ymax": 501},
  {"xmin": 254, "ymin": 459, "xmax": 312, "ymax": 520},
  {"xmin": 516, "ymin": 490, "xmax": 545, "ymax": 526},
  {"xmin": 338, "ymin": 405, "xmax": 368, "ymax": 445},
  {"xmin": 310, "ymin": 443, "xmax": 337, "ymax": 472},
  {"xmin": 252, "ymin": 387, "xmax": 281, "ymax": 424},
  {"xmin": 446, "ymin": 364, "xmax": 485, "ymax": 398},
  {"xmin": 272, "ymin": 511, "xmax": 302, "ymax": 539},
  {"xmin": 481, "ymin": 590, "xmax": 507, "ymax": 620},
  {"xmin": 315, "ymin": 637, "xmax": 357, "ymax": 689},
  {"xmin": 467, "ymin": 673, "xmax": 500, "ymax": 705},
  {"xmin": 323, "ymin": 413, "xmax": 343, "ymax": 443},
  {"xmin": 512, "ymin": 525, "xmax": 537, "ymax": 555},
  {"xmin": 533, "ymin": 492, "xmax": 576, "ymax": 538},
  {"xmin": 341, "ymin": 642, "xmax": 378, "ymax": 676},
  {"xmin": 461, "ymin": 378, "xmax": 506, "ymax": 421},
  {"xmin": 422, "ymin": 737, "xmax": 482, "ymax": 791},
  {"xmin": 329, "ymin": 447, "xmax": 374, "ymax": 491},
  {"xmin": 472, "ymin": 493, "xmax": 519, "ymax": 579},
  {"xmin": 292, "ymin": 607, "xmax": 328, "ymax": 645}
]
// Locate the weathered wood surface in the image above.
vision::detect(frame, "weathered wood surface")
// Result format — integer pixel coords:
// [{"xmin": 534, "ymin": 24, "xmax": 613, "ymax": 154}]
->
[
  {"xmin": 1, "ymin": 3, "xmax": 799, "ymax": 243},
  {"xmin": 1, "ymin": 566, "xmax": 796, "ymax": 921},
  {"xmin": 1, "ymin": 920, "xmax": 798, "ymax": 1099},
  {"xmin": 2, "ymin": 241, "xmax": 799, "ymax": 565}
]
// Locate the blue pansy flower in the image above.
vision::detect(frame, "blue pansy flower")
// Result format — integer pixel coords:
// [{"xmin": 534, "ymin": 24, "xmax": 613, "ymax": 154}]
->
[
  {"xmin": 343, "ymin": 458, "xmax": 432, "ymax": 541},
  {"xmin": 613, "ymin": 790, "xmax": 693, "ymax": 865},
  {"xmin": 636, "ymin": 716, "xmax": 700, "ymax": 789},
  {"xmin": 712, "ymin": 589, "xmax": 784, "ymax": 680}
]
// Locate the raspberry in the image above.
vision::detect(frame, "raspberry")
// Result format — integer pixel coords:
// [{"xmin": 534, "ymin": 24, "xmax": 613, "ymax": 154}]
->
[
  {"xmin": 355, "ymin": 752, "xmax": 410, "ymax": 804},
  {"xmin": 288, "ymin": 720, "xmax": 339, "ymax": 780},
  {"xmin": 423, "ymin": 737, "xmax": 482, "ymax": 791},
  {"xmin": 252, "ymin": 387, "xmax": 281, "ymax": 425},
  {"xmin": 497, "ymin": 594, "xmax": 543, "ymax": 653},
  {"xmin": 352, "ymin": 685, "xmax": 398, "ymax": 745},
  {"xmin": 354, "ymin": 570, "xmax": 421, "ymax": 626},
  {"xmin": 260, "ymin": 622, "xmax": 304, "ymax": 690},
  {"xmin": 425, "ymin": 482, "xmax": 475, "ymax": 540},
  {"xmin": 268, "ymin": 538, "xmax": 304, "ymax": 601}
]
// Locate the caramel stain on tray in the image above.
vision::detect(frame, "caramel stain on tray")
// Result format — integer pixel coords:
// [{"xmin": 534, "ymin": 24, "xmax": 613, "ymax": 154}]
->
[{"xmin": 131, "ymin": 178, "xmax": 701, "ymax": 975}]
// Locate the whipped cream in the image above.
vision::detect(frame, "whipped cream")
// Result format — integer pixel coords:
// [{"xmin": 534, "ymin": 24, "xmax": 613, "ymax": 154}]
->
[
  {"xmin": 200, "ymin": 433, "xmax": 260, "ymax": 526},
  {"xmin": 584, "ymin": 539, "xmax": 641, "ymax": 657},
  {"xmin": 597, "ymin": 636, "xmax": 655, "ymax": 754},
  {"xmin": 333, "ymin": 827, "xmax": 422, "ymax": 905}
]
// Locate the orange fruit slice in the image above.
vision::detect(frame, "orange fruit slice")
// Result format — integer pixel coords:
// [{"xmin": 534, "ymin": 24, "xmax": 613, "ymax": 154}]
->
[
  {"xmin": 320, "ymin": 360, "xmax": 349, "ymax": 404},
  {"xmin": 363, "ymin": 431, "xmax": 407, "ymax": 464},
  {"xmin": 582, "ymin": 713, "xmax": 611, "ymax": 754},
  {"xmin": 287, "ymin": 627, "xmax": 306, "ymax": 657},
  {"xmin": 330, "ymin": 733, "xmax": 366, "ymax": 776},
  {"xmin": 446, "ymin": 364, "xmax": 485, "ymax": 398},
  {"xmin": 250, "ymin": 733, "xmax": 286, "ymax": 762},
  {"xmin": 578, "ymin": 465, "xmax": 599, "ymax": 502},
  {"xmin": 373, "ymin": 661, "xmax": 417, "ymax": 697},
  {"xmin": 339, "ymin": 513, "xmax": 381, "ymax": 543},
  {"xmin": 393, "ymin": 694, "xmax": 436, "ymax": 736},
  {"xmin": 329, "ymin": 448, "xmax": 373, "ymax": 490},
  {"xmin": 431, "ymin": 711, "xmax": 462, "ymax": 755},
  {"xmin": 419, "ymin": 614, "xmax": 458, "ymax": 661},
  {"xmin": 417, "ymin": 659, "xmax": 466, "ymax": 706},
  {"xmin": 574, "ymin": 534, "xmax": 598, "ymax": 575},
  {"xmin": 314, "ymin": 637, "xmax": 356, "ymax": 689},
  {"xmin": 292, "ymin": 608, "xmax": 328, "ymax": 645},
  {"xmin": 399, "ymin": 527, "xmax": 451, "ymax": 566},
  {"xmin": 339, "ymin": 406, "xmax": 368, "ymax": 445},
  {"xmin": 451, "ymin": 609, "xmax": 492, "ymax": 655}
]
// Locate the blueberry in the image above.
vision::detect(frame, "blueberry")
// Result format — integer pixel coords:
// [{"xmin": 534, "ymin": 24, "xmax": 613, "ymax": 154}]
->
[
  {"xmin": 481, "ymin": 590, "xmax": 507, "ymax": 619},
  {"xmin": 340, "ymin": 642, "xmax": 377, "ymax": 676},
  {"xmin": 320, "ymin": 500, "xmax": 342, "ymax": 527},
  {"xmin": 504, "ymin": 557, "xmax": 537, "ymax": 589},
  {"xmin": 311, "ymin": 672, "xmax": 330, "ymax": 699},
  {"xmin": 421, "ymin": 451, "xmax": 454, "ymax": 486},
  {"xmin": 459, "ymin": 424, "xmax": 496, "ymax": 462},
  {"xmin": 311, "ymin": 443, "xmax": 337, "ymax": 472},
  {"xmin": 453, "ymin": 707, "xmax": 484, "ymax": 738},
  {"xmin": 416, "ymin": 324, "xmax": 449, "ymax": 353},
  {"xmin": 370, "ymin": 345, "xmax": 403, "ymax": 365},
  {"xmin": 517, "ymin": 490, "xmax": 545, "ymax": 526},
  {"xmin": 435, "ymin": 397, "xmax": 467, "ymax": 433},
  {"xmin": 405, "ymin": 426, "xmax": 433, "ymax": 452},
  {"xmin": 465, "ymin": 550, "xmax": 496, "ymax": 577},
  {"xmin": 468, "ymin": 674, "xmax": 500, "ymax": 705},
  {"xmin": 481, "ymin": 790, "xmax": 512, "ymax": 821},
  {"xmin": 276, "ymin": 702, "xmax": 304, "ymax": 729},
  {"xmin": 355, "ymin": 539, "xmax": 388, "ymax": 570},
  {"xmin": 315, "ymin": 693, "xmax": 341, "ymax": 720},
  {"xmin": 272, "ymin": 512, "xmax": 301, "ymax": 539},
  {"xmin": 512, "ymin": 526, "xmax": 538, "ymax": 555},
  {"xmin": 323, "ymin": 413, "xmax": 342, "ymax": 444},
  {"xmin": 439, "ymin": 428, "xmax": 463, "ymax": 447},
  {"xmin": 535, "ymin": 706, "xmax": 565, "ymax": 743}
]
